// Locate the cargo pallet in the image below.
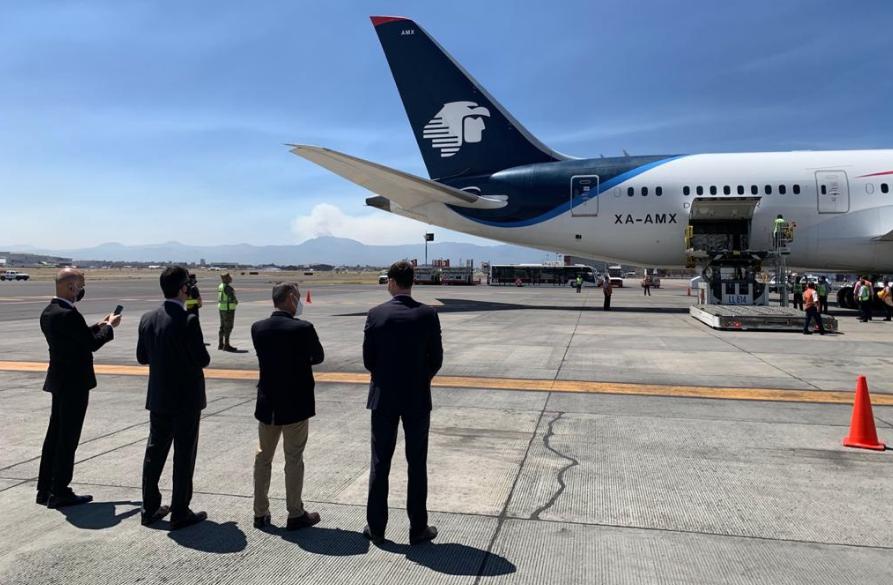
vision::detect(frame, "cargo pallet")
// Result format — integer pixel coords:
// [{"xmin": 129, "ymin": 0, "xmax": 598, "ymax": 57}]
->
[{"xmin": 690, "ymin": 304, "xmax": 838, "ymax": 332}]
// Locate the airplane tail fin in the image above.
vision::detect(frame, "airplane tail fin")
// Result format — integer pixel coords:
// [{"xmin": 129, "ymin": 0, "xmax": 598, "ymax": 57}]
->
[{"xmin": 371, "ymin": 16, "xmax": 565, "ymax": 180}]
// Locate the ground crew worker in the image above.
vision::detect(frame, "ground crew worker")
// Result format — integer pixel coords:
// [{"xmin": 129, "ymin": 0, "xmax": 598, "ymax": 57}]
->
[
  {"xmin": 642, "ymin": 274, "xmax": 652, "ymax": 296},
  {"xmin": 802, "ymin": 282, "xmax": 826, "ymax": 335},
  {"xmin": 575, "ymin": 274, "xmax": 583, "ymax": 293},
  {"xmin": 792, "ymin": 277, "xmax": 804, "ymax": 310},
  {"xmin": 816, "ymin": 277, "xmax": 829, "ymax": 314},
  {"xmin": 185, "ymin": 273, "xmax": 203, "ymax": 318},
  {"xmin": 602, "ymin": 276, "xmax": 612, "ymax": 311},
  {"xmin": 773, "ymin": 214, "xmax": 785, "ymax": 248},
  {"xmin": 218, "ymin": 273, "xmax": 239, "ymax": 351},
  {"xmin": 857, "ymin": 277, "xmax": 873, "ymax": 322},
  {"xmin": 881, "ymin": 280, "xmax": 893, "ymax": 321}
]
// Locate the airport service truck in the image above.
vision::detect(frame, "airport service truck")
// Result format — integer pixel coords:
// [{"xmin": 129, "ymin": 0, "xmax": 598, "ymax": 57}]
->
[{"xmin": 1, "ymin": 270, "xmax": 30, "ymax": 281}]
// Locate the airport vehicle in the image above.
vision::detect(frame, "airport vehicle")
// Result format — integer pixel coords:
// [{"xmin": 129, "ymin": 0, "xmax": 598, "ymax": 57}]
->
[
  {"xmin": 291, "ymin": 16, "xmax": 893, "ymax": 297},
  {"xmin": 378, "ymin": 271, "xmax": 388, "ymax": 284},
  {"xmin": 606, "ymin": 265, "xmax": 624, "ymax": 288},
  {"xmin": 441, "ymin": 266, "xmax": 474, "ymax": 285},
  {"xmin": 1, "ymin": 270, "xmax": 29, "ymax": 281},
  {"xmin": 643, "ymin": 268, "xmax": 661, "ymax": 288},
  {"xmin": 489, "ymin": 263, "xmax": 595, "ymax": 286}
]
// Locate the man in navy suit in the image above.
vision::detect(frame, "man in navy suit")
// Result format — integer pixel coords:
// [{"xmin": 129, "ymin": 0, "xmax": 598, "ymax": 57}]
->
[
  {"xmin": 37, "ymin": 268, "xmax": 120, "ymax": 508},
  {"xmin": 362, "ymin": 261, "xmax": 443, "ymax": 545},
  {"xmin": 137, "ymin": 266, "xmax": 211, "ymax": 529},
  {"xmin": 250, "ymin": 283, "xmax": 324, "ymax": 530}
]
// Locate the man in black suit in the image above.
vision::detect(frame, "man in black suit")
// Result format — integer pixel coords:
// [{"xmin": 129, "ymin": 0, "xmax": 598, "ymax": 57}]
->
[
  {"xmin": 362, "ymin": 261, "xmax": 443, "ymax": 545},
  {"xmin": 37, "ymin": 268, "xmax": 120, "ymax": 508},
  {"xmin": 137, "ymin": 266, "xmax": 211, "ymax": 529},
  {"xmin": 250, "ymin": 283, "xmax": 324, "ymax": 530}
]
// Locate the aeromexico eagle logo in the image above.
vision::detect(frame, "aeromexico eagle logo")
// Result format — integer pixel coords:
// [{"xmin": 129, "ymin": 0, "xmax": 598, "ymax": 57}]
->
[{"xmin": 422, "ymin": 101, "xmax": 490, "ymax": 158}]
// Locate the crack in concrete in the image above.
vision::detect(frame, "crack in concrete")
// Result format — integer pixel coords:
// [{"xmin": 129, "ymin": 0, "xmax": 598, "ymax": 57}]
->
[{"xmin": 530, "ymin": 411, "xmax": 579, "ymax": 520}]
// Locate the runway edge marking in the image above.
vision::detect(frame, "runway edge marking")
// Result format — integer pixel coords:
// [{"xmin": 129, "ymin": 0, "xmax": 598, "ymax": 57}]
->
[{"xmin": 1, "ymin": 360, "xmax": 890, "ymax": 406}]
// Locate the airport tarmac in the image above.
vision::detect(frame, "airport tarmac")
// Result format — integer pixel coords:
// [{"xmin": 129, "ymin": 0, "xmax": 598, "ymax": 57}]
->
[{"xmin": 1, "ymin": 275, "xmax": 891, "ymax": 584}]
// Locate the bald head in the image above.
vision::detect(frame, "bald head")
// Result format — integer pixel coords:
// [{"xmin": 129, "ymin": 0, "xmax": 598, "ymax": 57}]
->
[{"xmin": 55, "ymin": 268, "xmax": 85, "ymax": 302}]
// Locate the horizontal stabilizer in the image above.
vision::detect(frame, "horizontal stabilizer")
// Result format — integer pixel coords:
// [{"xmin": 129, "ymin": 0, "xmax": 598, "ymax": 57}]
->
[{"xmin": 289, "ymin": 145, "xmax": 507, "ymax": 211}]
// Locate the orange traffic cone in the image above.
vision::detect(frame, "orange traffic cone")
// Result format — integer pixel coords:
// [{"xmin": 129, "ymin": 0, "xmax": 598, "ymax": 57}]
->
[
  {"xmin": 843, "ymin": 375, "xmax": 886, "ymax": 451},
  {"xmin": 305, "ymin": 289, "xmax": 312, "ymax": 304}
]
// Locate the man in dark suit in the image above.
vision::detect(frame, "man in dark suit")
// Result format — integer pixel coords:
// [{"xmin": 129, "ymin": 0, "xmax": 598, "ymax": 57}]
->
[
  {"xmin": 37, "ymin": 268, "xmax": 120, "ymax": 508},
  {"xmin": 362, "ymin": 261, "xmax": 443, "ymax": 545},
  {"xmin": 250, "ymin": 283, "xmax": 324, "ymax": 530},
  {"xmin": 137, "ymin": 266, "xmax": 211, "ymax": 529}
]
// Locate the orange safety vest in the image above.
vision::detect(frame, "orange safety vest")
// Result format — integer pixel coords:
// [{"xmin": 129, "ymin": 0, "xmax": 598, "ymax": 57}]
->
[{"xmin": 803, "ymin": 289, "xmax": 817, "ymax": 310}]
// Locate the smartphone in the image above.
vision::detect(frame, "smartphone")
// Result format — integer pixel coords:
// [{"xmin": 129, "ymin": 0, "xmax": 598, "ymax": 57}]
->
[{"xmin": 113, "ymin": 305, "xmax": 124, "ymax": 316}]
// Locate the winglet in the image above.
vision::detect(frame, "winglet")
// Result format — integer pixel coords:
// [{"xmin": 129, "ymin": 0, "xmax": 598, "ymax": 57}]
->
[{"xmin": 370, "ymin": 16, "xmax": 408, "ymax": 27}]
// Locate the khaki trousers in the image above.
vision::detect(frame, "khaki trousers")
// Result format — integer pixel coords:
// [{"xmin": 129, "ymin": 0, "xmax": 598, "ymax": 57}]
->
[{"xmin": 253, "ymin": 419, "xmax": 308, "ymax": 518}]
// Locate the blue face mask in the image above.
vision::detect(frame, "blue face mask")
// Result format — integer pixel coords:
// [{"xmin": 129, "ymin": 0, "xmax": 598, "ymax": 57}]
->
[{"xmin": 294, "ymin": 299, "xmax": 304, "ymax": 317}]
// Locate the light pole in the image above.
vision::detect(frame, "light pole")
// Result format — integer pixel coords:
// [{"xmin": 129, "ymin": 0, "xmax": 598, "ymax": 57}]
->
[{"xmin": 424, "ymin": 232, "xmax": 434, "ymax": 265}]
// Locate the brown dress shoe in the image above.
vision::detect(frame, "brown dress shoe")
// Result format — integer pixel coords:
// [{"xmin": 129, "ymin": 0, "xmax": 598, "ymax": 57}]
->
[{"xmin": 286, "ymin": 511, "xmax": 320, "ymax": 530}]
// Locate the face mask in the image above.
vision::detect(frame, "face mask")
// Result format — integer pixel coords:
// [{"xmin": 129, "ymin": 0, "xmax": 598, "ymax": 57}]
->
[
  {"xmin": 293, "ymin": 299, "xmax": 304, "ymax": 317},
  {"xmin": 75, "ymin": 288, "xmax": 86, "ymax": 302}
]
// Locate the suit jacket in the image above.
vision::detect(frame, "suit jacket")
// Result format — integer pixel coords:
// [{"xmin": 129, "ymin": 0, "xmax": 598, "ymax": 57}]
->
[
  {"xmin": 251, "ymin": 311, "xmax": 324, "ymax": 425},
  {"xmin": 40, "ymin": 299, "xmax": 114, "ymax": 394},
  {"xmin": 363, "ymin": 294, "xmax": 443, "ymax": 414},
  {"xmin": 137, "ymin": 301, "xmax": 210, "ymax": 414}
]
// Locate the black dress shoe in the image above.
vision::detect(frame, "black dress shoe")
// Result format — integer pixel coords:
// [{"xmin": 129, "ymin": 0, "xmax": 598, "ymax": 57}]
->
[
  {"xmin": 141, "ymin": 505, "xmax": 171, "ymax": 526},
  {"xmin": 47, "ymin": 492, "xmax": 93, "ymax": 509},
  {"xmin": 170, "ymin": 510, "xmax": 207, "ymax": 530},
  {"xmin": 362, "ymin": 525, "xmax": 385, "ymax": 544},
  {"xmin": 409, "ymin": 525, "xmax": 438, "ymax": 545},
  {"xmin": 253, "ymin": 514, "xmax": 271, "ymax": 529},
  {"xmin": 36, "ymin": 491, "xmax": 50, "ymax": 506},
  {"xmin": 286, "ymin": 511, "xmax": 320, "ymax": 531}
]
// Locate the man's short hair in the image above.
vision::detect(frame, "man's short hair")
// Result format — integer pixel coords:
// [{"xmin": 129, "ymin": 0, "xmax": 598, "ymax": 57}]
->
[
  {"xmin": 272, "ymin": 282, "xmax": 298, "ymax": 306},
  {"xmin": 807, "ymin": 282, "xmax": 815, "ymax": 289},
  {"xmin": 387, "ymin": 261, "xmax": 414, "ymax": 289},
  {"xmin": 160, "ymin": 266, "xmax": 189, "ymax": 299}
]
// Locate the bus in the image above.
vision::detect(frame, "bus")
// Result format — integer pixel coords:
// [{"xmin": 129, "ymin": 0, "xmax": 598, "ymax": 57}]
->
[{"xmin": 489, "ymin": 264, "xmax": 597, "ymax": 286}]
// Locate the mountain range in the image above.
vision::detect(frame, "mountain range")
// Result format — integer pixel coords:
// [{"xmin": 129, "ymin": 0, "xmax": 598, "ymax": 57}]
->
[{"xmin": 1, "ymin": 237, "xmax": 560, "ymax": 267}]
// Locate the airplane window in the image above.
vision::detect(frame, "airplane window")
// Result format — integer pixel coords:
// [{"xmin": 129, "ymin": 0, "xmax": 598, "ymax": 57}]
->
[
  {"xmin": 820, "ymin": 185, "xmax": 827, "ymax": 195},
  {"xmin": 764, "ymin": 185, "xmax": 772, "ymax": 195},
  {"xmin": 723, "ymin": 185, "xmax": 730, "ymax": 195},
  {"xmin": 882, "ymin": 183, "xmax": 889, "ymax": 194},
  {"xmin": 656, "ymin": 186, "xmax": 663, "ymax": 196},
  {"xmin": 627, "ymin": 187, "xmax": 634, "ymax": 197},
  {"xmin": 709, "ymin": 186, "xmax": 717, "ymax": 195},
  {"xmin": 793, "ymin": 184, "xmax": 801, "ymax": 194},
  {"xmin": 697, "ymin": 186, "xmax": 704, "ymax": 195},
  {"xmin": 737, "ymin": 185, "xmax": 744, "ymax": 195},
  {"xmin": 683, "ymin": 186, "xmax": 690, "ymax": 196},
  {"xmin": 779, "ymin": 185, "xmax": 786, "ymax": 194},
  {"xmin": 751, "ymin": 185, "xmax": 758, "ymax": 195},
  {"xmin": 641, "ymin": 186, "xmax": 648, "ymax": 196},
  {"xmin": 866, "ymin": 183, "xmax": 875, "ymax": 194}
]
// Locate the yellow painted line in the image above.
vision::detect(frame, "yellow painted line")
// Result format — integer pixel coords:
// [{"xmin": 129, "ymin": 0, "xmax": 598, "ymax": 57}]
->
[{"xmin": 1, "ymin": 360, "xmax": 891, "ymax": 406}]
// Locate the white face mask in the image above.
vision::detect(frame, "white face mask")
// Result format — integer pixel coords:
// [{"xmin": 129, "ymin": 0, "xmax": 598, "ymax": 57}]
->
[{"xmin": 293, "ymin": 298, "xmax": 304, "ymax": 317}]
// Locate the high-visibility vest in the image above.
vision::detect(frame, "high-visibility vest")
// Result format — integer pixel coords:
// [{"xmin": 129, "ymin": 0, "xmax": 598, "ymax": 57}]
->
[
  {"xmin": 859, "ymin": 284, "xmax": 871, "ymax": 301},
  {"xmin": 817, "ymin": 282, "xmax": 828, "ymax": 296},
  {"xmin": 803, "ymin": 289, "xmax": 817, "ymax": 310},
  {"xmin": 218, "ymin": 283, "xmax": 237, "ymax": 311},
  {"xmin": 185, "ymin": 298, "xmax": 199, "ymax": 310},
  {"xmin": 773, "ymin": 218, "xmax": 785, "ymax": 234},
  {"xmin": 793, "ymin": 281, "xmax": 803, "ymax": 293}
]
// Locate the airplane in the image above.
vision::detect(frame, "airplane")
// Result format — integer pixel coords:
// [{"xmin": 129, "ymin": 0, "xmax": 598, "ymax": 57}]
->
[{"xmin": 291, "ymin": 16, "xmax": 893, "ymax": 274}]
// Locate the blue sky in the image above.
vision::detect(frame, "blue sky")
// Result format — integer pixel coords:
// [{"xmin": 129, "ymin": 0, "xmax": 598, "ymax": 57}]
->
[{"xmin": 2, "ymin": 0, "xmax": 891, "ymax": 249}]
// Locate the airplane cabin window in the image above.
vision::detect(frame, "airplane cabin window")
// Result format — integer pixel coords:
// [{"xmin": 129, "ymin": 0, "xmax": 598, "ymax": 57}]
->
[
  {"xmin": 764, "ymin": 185, "xmax": 772, "ymax": 195},
  {"xmin": 627, "ymin": 187, "xmax": 634, "ymax": 197},
  {"xmin": 779, "ymin": 185, "xmax": 786, "ymax": 194},
  {"xmin": 709, "ymin": 186, "xmax": 717, "ymax": 195},
  {"xmin": 882, "ymin": 183, "xmax": 889, "ymax": 194},
  {"xmin": 751, "ymin": 185, "xmax": 758, "ymax": 195},
  {"xmin": 737, "ymin": 185, "xmax": 744, "ymax": 195},
  {"xmin": 866, "ymin": 183, "xmax": 875, "ymax": 194},
  {"xmin": 723, "ymin": 185, "xmax": 730, "ymax": 195},
  {"xmin": 641, "ymin": 186, "xmax": 648, "ymax": 196},
  {"xmin": 793, "ymin": 184, "xmax": 801, "ymax": 194},
  {"xmin": 683, "ymin": 186, "xmax": 690, "ymax": 196},
  {"xmin": 697, "ymin": 186, "xmax": 704, "ymax": 195},
  {"xmin": 821, "ymin": 185, "xmax": 827, "ymax": 195},
  {"xmin": 656, "ymin": 186, "xmax": 663, "ymax": 196}
]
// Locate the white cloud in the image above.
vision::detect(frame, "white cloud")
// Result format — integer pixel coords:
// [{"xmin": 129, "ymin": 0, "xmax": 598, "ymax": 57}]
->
[{"xmin": 290, "ymin": 203, "xmax": 500, "ymax": 246}]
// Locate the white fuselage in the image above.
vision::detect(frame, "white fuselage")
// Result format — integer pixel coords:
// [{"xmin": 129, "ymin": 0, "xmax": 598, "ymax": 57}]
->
[{"xmin": 404, "ymin": 150, "xmax": 893, "ymax": 272}]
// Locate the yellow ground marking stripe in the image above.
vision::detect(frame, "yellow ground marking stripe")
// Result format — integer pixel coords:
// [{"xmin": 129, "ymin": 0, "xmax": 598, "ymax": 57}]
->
[{"xmin": 1, "ymin": 360, "xmax": 890, "ymax": 406}]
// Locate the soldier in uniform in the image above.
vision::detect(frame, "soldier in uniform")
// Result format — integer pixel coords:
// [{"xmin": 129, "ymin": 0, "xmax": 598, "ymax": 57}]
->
[
  {"xmin": 217, "ymin": 273, "xmax": 239, "ymax": 351},
  {"xmin": 185, "ymin": 273, "xmax": 203, "ymax": 318}
]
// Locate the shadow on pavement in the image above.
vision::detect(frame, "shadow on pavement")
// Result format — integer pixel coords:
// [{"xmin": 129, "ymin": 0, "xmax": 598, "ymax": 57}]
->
[
  {"xmin": 57, "ymin": 500, "xmax": 141, "ymax": 530},
  {"xmin": 335, "ymin": 298, "xmax": 690, "ymax": 316},
  {"xmin": 166, "ymin": 520, "xmax": 247, "ymax": 553},
  {"xmin": 378, "ymin": 539, "xmax": 516, "ymax": 576},
  {"xmin": 279, "ymin": 526, "xmax": 370, "ymax": 556}
]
